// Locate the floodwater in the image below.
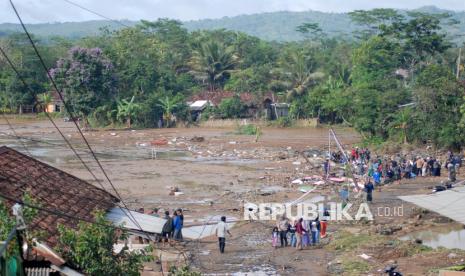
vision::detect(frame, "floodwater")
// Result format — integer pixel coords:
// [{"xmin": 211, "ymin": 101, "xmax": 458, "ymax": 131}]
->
[{"xmin": 400, "ymin": 225, "xmax": 465, "ymax": 250}]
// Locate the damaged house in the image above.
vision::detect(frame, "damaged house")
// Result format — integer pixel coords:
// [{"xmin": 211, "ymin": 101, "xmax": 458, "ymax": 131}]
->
[{"xmin": 189, "ymin": 91, "xmax": 289, "ymax": 120}]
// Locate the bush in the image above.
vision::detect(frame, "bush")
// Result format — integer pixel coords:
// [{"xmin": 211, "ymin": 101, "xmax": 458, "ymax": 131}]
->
[
  {"xmin": 275, "ymin": 116, "xmax": 293, "ymax": 127},
  {"xmin": 236, "ymin": 124, "xmax": 260, "ymax": 135},
  {"xmin": 217, "ymin": 97, "xmax": 245, "ymax": 119}
]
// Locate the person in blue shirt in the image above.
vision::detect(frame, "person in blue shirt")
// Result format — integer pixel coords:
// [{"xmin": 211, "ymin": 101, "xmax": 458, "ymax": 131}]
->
[
  {"xmin": 340, "ymin": 186, "xmax": 349, "ymax": 208},
  {"xmin": 172, "ymin": 209, "xmax": 184, "ymax": 241},
  {"xmin": 373, "ymin": 171, "xmax": 381, "ymax": 186},
  {"xmin": 365, "ymin": 180, "xmax": 374, "ymax": 203}
]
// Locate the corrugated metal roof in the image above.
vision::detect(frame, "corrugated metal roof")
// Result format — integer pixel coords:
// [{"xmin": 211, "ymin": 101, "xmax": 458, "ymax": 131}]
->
[
  {"xmin": 399, "ymin": 186, "xmax": 465, "ymax": 225},
  {"xmin": 106, "ymin": 208, "xmax": 166, "ymax": 234},
  {"xmin": 106, "ymin": 209, "xmax": 236, "ymax": 239}
]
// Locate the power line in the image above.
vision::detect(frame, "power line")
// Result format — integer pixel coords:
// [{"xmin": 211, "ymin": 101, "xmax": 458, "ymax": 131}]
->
[
  {"xmin": 60, "ymin": 0, "xmax": 131, "ymax": 28},
  {"xmin": 0, "ymin": 44, "xmax": 108, "ymax": 193},
  {"xmin": 0, "ymin": 191, "xmax": 125, "ymax": 230},
  {"xmin": 0, "ymin": 130, "xmax": 150, "ymax": 161},
  {"xmin": 8, "ymin": 0, "xmax": 146, "ymax": 237},
  {"xmin": 1, "ymin": 113, "xmax": 31, "ymax": 156}
]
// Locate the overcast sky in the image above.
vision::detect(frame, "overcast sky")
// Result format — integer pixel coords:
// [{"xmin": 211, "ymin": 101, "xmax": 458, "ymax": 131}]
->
[{"xmin": 1, "ymin": 0, "xmax": 465, "ymax": 24}]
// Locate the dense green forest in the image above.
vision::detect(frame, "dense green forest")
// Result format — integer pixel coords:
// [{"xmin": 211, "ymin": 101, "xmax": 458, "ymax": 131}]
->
[
  {"xmin": 0, "ymin": 8, "xmax": 464, "ymax": 149},
  {"xmin": 1, "ymin": 6, "xmax": 465, "ymax": 42}
]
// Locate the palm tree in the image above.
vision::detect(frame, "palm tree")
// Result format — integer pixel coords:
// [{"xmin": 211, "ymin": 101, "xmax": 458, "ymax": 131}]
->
[
  {"xmin": 116, "ymin": 96, "xmax": 140, "ymax": 128},
  {"xmin": 277, "ymin": 50, "xmax": 324, "ymax": 99},
  {"xmin": 189, "ymin": 40, "xmax": 238, "ymax": 91},
  {"xmin": 157, "ymin": 96, "xmax": 179, "ymax": 128}
]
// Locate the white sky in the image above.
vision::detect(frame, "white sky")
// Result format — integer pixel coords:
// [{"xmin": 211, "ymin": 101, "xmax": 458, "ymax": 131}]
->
[{"xmin": 1, "ymin": 0, "xmax": 465, "ymax": 23}]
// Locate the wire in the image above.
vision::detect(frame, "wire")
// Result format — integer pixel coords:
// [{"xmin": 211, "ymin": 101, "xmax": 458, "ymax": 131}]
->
[
  {"xmin": 0, "ymin": 191, "xmax": 124, "ymax": 230},
  {"xmin": 0, "ymin": 45, "xmax": 108, "ymax": 193},
  {"xmin": 1, "ymin": 113, "xmax": 31, "ymax": 156},
  {"xmin": 0, "ymin": 130, "xmax": 150, "ymax": 161},
  {"xmin": 60, "ymin": 0, "xmax": 131, "ymax": 28},
  {"xmin": 8, "ymin": 0, "xmax": 146, "ymax": 237}
]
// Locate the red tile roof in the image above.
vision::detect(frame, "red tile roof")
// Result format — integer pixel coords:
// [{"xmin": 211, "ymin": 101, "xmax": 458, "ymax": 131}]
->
[{"xmin": 0, "ymin": 146, "xmax": 119, "ymax": 246}]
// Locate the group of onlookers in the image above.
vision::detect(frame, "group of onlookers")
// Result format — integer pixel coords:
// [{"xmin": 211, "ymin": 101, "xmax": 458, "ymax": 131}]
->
[
  {"xmin": 272, "ymin": 215, "xmax": 328, "ymax": 250},
  {"xmin": 345, "ymin": 148, "xmax": 463, "ymax": 184},
  {"xmin": 136, "ymin": 207, "xmax": 184, "ymax": 245}
]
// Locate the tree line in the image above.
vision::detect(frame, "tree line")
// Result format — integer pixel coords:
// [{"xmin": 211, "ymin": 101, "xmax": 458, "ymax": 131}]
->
[{"xmin": 0, "ymin": 9, "xmax": 464, "ymax": 148}]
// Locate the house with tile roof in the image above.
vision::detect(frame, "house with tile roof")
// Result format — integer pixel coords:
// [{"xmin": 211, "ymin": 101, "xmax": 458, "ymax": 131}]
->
[{"xmin": 0, "ymin": 146, "xmax": 120, "ymax": 247}]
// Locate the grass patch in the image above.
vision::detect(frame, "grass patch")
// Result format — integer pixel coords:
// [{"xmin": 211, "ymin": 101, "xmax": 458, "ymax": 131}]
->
[
  {"xmin": 326, "ymin": 231, "xmax": 379, "ymax": 252},
  {"xmin": 235, "ymin": 124, "xmax": 260, "ymax": 135},
  {"xmin": 341, "ymin": 259, "xmax": 372, "ymax": 276},
  {"xmin": 438, "ymin": 264, "xmax": 465, "ymax": 271}
]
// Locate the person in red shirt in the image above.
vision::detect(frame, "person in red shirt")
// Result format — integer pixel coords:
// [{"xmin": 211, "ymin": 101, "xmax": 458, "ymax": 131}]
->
[{"xmin": 295, "ymin": 218, "xmax": 304, "ymax": 250}]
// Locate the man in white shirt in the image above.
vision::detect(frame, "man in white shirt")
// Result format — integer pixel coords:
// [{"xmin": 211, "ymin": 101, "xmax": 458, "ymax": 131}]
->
[{"xmin": 215, "ymin": 216, "xmax": 232, "ymax": 253}]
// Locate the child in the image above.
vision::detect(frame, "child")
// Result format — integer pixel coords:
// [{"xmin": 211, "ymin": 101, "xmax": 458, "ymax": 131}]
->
[
  {"xmin": 272, "ymin": 227, "xmax": 279, "ymax": 248},
  {"xmin": 288, "ymin": 221, "xmax": 297, "ymax": 247}
]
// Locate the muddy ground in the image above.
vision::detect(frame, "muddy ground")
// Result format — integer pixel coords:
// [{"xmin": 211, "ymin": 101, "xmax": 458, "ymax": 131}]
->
[{"xmin": 1, "ymin": 116, "xmax": 465, "ymax": 275}]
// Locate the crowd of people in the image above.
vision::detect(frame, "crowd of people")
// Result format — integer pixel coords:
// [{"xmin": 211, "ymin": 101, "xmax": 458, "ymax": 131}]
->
[
  {"xmin": 332, "ymin": 147, "xmax": 464, "ymax": 203},
  {"xmin": 332, "ymin": 147, "xmax": 463, "ymax": 184},
  {"xmin": 271, "ymin": 215, "xmax": 328, "ymax": 250}
]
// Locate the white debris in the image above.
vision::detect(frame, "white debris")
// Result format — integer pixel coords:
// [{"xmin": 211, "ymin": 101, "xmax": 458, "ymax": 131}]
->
[{"xmin": 358, "ymin": 254, "xmax": 371, "ymax": 260}]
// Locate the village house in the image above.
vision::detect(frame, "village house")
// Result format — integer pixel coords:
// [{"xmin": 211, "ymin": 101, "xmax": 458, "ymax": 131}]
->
[
  {"xmin": 43, "ymin": 91, "xmax": 64, "ymax": 113},
  {"xmin": 188, "ymin": 91, "xmax": 289, "ymax": 121}
]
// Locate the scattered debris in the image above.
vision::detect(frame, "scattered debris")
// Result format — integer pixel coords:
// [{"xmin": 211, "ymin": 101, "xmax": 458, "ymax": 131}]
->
[
  {"xmin": 190, "ymin": 136, "xmax": 205, "ymax": 142},
  {"xmin": 358, "ymin": 253, "xmax": 371, "ymax": 260},
  {"xmin": 151, "ymin": 138, "xmax": 168, "ymax": 146}
]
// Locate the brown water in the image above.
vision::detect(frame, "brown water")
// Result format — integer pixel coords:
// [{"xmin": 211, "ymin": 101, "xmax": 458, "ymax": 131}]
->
[{"xmin": 400, "ymin": 225, "xmax": 465, "ymax": 250}]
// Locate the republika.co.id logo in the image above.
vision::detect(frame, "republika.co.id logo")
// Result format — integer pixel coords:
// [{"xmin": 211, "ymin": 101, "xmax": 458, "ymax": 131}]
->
[{"xmin": 244, "ymin": 202, "xmax": 373, "ymax": 221}]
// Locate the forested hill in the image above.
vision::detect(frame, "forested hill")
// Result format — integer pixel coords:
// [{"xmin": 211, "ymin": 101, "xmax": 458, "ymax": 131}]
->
[
  {"xmin": 184, "ymin": 10, "xmax": 358, "ymax": 41},
  {"xmin": 0, "ymin": 6, "xmax": 464, "ymax": 41}
]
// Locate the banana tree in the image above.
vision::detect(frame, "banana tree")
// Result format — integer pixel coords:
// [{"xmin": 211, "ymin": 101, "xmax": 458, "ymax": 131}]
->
[
  {"xmin": 156, "ymin": 96, "xmax": 179, "ymax": 128},
  {"xmin": 37, "ymin": 92, "xmax": 53, "ymax": 112},
  {"xmin": 116, "ymin": 96, "xmax": 140, "ymax": 128}
]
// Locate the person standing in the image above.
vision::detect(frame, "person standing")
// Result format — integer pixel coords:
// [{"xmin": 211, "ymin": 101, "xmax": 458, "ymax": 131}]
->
[
  {"xmin": 172, "ymin": 209, "xmax": 184, "ymax": 241},
  {"xmin": 272, "ymin": 227, "xmax": 279, "ymax": 248},
  {"xmin": 161, "ymin": 210, "xmax": 173, "ymax": 246},
  {"xmin": 215, "ymin": 216, "xmax": 232, "ymax": 253},
  {"xmin": 422, "ymin": 159, "xmax": 428, "ymax": 177},
  {"xmin": 288, "ymin": 221, "xmax": 297, "ymax": 247},
  {"xmin": 311, "ymin": 217, "xmax": 321, "ymax": 245},
  {"xmin": 277, "ymin": 215, "xmax": 289, "ymax": 247},
  {"xmin": 295, "ymin": 218, "xmax": 304, "ymax": 250},
  {"xmin": 323, "ymin": 159, "xmax": 330, "ymax": 178},
  {"xmin": 320, "ymin": 208, "xmax": 329, "ymax": 238},
  {"xmin": 365, "ymin": 180, "xmax": 374, "ymax": 203},
  {"xmin": 340, "ymin": 186, "xmax": 349, "ymax": 208}
]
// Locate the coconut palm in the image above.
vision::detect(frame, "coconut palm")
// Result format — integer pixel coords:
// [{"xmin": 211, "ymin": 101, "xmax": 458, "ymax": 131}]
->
[
  {"xmin": 116, "ymin": 96, "xmax": 140, "ymax": 128},
  {"xmin": 276, "ymin": 50, "xmax": 324, "ymax": 99},
  {"xmin": 157, "ymin": 96, "xmax": 179, "ymax": 127},
  {"xmin": 189, "ymin": 40, "xmax": 238, "ymax": 91}
]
